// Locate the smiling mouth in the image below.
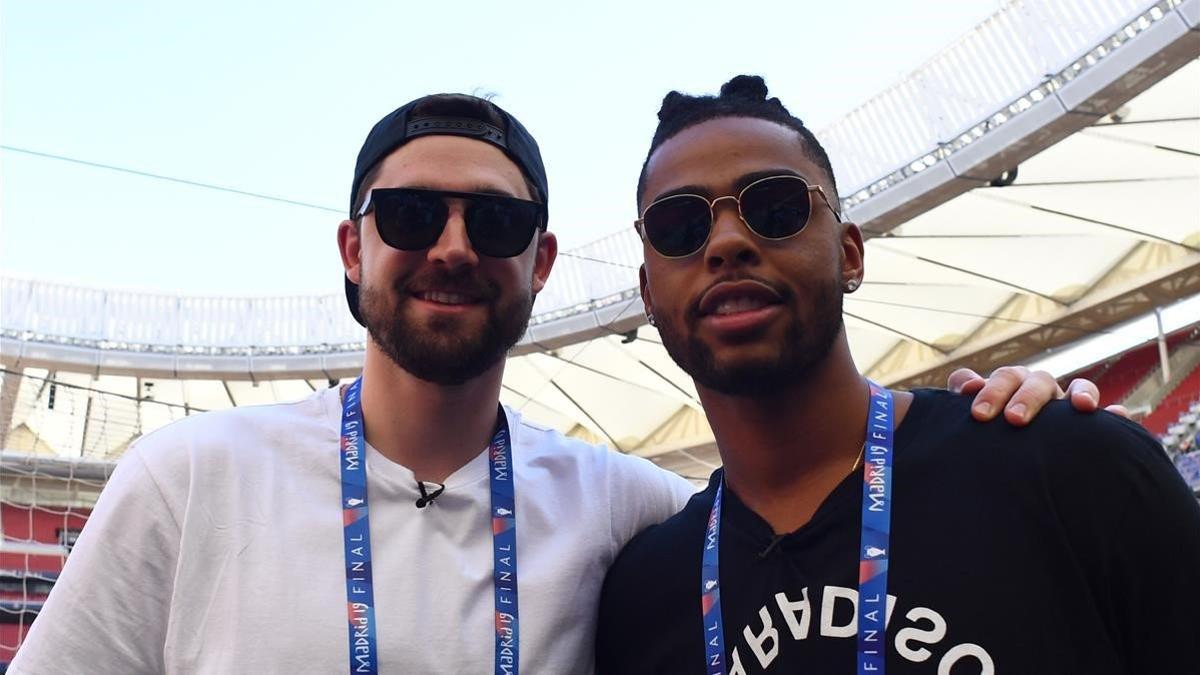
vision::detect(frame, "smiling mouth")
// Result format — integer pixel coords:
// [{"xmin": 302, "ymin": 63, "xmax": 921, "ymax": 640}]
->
[
  {"xmin": 413, "ymin": 291, "xmax": 481, "ymax": 305},
  {"xmin": 696, "ymin": 279, "xmax": 783, "ymax": 318},
  {"xmin": 709, "ymin": 295, "xmax": 777, "ymax": 316}
]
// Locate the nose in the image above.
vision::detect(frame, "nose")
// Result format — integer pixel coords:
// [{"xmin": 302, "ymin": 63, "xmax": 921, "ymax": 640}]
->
[
  {"xmin": 704, "ymin": 197, "xmax": 760, "ymax": 271},
  {"xmin": 426, "ymin": 204, "xmax": 479, "ymax": 270}
]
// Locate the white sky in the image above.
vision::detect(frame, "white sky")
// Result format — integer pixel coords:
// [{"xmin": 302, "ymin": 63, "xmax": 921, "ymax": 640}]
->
[{"xmin": 1, "ymin": 0, "xmax": 1005, "ymax": 296}]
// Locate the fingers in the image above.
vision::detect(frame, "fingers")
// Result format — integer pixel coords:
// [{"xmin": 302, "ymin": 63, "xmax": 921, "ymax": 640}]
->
[
  {"xmin": 1003, "ymin": 369, "xmax": 1068, "ymax": 425},
  {"xmin": 968, "ymin": 366, "xmax": 1027, "ymax": 422},
  {"xmin": 1104, "ymin": 404, "xmax": 1131, "ymax": 419},
  {"xmin": 1065, "ymin": 378, "xmax": 1100, "ymax": 412},
  {"xmin": 962, "ymin": 367, "xmax": 1112, "ymax": 425},
  {"xmin": 947, "ymin": 368, "xmax": 986, "ymax": 396},
  {"xmin": 970, "ymin": 366, "xmax": 1066, "ymax": 425}
]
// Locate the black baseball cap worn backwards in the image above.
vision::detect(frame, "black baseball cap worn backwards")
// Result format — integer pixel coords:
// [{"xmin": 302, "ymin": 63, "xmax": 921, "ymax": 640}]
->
[{"xmin": 344, "ymin": 94, "xmax": 550, "ymax": 326}]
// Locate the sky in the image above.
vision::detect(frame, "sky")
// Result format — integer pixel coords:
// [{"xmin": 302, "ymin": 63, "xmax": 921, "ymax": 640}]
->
[{"xmin": 0, "ymin": 0, "xmax": 1005, "ymax": 296}]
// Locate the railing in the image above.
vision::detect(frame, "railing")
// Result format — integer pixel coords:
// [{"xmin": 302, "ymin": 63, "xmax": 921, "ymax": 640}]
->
[
  {"xmin": 1, "ymin": 280, "xmax": 359, "ymax": 351},
  {"xmin": 826, "ymin": 0, "xmax": 1184, "ymax": 210},
  {"xmin": 0, "ymin": 226, "xmax": 646, "ymax": 355}
]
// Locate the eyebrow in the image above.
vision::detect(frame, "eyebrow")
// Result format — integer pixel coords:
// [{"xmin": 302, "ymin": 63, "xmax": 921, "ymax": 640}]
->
[
  {"xmin": 647, "ymin": 168, "xmax": 810, "ymax": 204},
  {"xmin": 398, "ymin": 184, "xmax": 521, "ymax": 198}
]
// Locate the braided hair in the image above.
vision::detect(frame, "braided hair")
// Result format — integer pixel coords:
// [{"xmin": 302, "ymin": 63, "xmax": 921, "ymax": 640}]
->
[{"xmin": 637, "ymin": 75, "xmax": 839, "ymax": 215}]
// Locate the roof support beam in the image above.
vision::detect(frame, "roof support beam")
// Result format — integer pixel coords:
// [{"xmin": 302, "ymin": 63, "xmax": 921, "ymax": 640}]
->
[{"xmin": 884, "ymin": 253, "xmax": 1200, "ymax": 389}]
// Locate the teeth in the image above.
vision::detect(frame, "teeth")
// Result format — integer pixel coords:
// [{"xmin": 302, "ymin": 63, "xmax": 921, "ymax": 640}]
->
[
  {"xmin": 713, "ymin": 296, "xmax": 769, "ymax": 315},
  {"xmin": 421, "ymin": 291, "xmax": 472, "ymax": 304}
]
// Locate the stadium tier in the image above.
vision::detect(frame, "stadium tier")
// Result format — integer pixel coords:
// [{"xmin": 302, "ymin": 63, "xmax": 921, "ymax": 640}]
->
[
  {"xmin": 1086, "ymin": 342, "xmax": 1168, "ymax": 407},
  {"xmin": 1143, "ymin": 360, "xmax": 1200, "ymax": 436},
  {"xmin": 0, "ymin": 503, "xmax": 80, "ymax": 665},
  {"xmin": 1058, "ymin": 323, "xmax": 1200, "ymax": 464},
  {"xmin": 1063, "ymin": 324, "xmax": 1200, "ymax": 408}
]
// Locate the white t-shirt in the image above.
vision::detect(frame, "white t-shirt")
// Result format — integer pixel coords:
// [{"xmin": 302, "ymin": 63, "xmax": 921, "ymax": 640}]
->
[{"xmin": 11, "ymin": 387, "xmax": 695, "ymax": 674}]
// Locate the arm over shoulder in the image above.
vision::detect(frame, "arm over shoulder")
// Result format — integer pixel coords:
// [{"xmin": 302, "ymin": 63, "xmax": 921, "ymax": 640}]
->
[{"xmin": 9, "ymin": 444, "xmax": 181, "ymax": 674}]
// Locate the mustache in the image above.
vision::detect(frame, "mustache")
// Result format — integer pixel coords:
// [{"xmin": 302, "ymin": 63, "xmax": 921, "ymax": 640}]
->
[
  {"xmin": 396, "ymin": 268, "xmax": 499, "ymax": 301},
  {"xmin": 687, "ymin": 272, "xmax": 790, "ymax": 320}
]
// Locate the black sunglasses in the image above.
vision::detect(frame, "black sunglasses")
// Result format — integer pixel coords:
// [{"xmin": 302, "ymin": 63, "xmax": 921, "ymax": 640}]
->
[
  {"xmin": 635, "ymin": 175, "xmax": 840, "ymax": 259},
  {"xmin": 357, "ymin": 187, "xmax": 547, "ymax": 259}
]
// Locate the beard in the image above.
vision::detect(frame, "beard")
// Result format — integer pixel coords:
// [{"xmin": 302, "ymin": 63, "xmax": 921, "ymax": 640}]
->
[
  {"xmin": 358, "ymin": 266, "xmax": 533, "ymax": 386},
  {"xmin": 655, "ymin": 275, "xmax": 844, "ymax": 397}
]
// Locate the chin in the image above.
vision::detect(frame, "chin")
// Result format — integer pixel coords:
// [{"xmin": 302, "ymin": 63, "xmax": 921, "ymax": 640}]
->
[
  {"xmin": 658, "ymin": 305, "xmax": 844, "ymax": 398},
  {"xmin": 696, "ymin": 355, "xmax": 821, "ymax": 397},
  {"xmin": 360, "ymin": 283, "xmax": 533, "ymax": 386}
]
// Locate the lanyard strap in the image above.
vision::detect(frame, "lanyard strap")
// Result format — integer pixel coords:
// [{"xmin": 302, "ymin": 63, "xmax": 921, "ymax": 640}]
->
[
  {"xmin": 700, "ymin": 477, "xmax": 726, "ymax": 675},
  {"xmin": 490, "ymin": 412, "xmax": 519, "ymax": 675},
  {"xmin": 340, "ymin": 378, "xmax": 377, "ymax": 675},
  {"xmin": 701, "ymin": 380, "xmax": 894, "ymax": 675},
  {"xmin": 339, "ymin": 378, "xmax": 520, "ymax": 675},
  {"xmin": 857, "ymin": 380, "xmax": 894, "ymax": 675}
]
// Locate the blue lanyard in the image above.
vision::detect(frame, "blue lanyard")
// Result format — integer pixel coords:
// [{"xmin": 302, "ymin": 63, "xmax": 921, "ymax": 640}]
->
[
  {"xmin": 701, "ymin": 380, "xmax": 894, "ymax": 675},
  {"xmin": 340, "ymin": 378, "xmax": 377, "ymax": 675},
  {"xmin": 856, "ymin": 380, "xmax": 894, "ymax": 674},
  {"xmin": 340, "ymin": 378, "xmax": 520, "ymax": 675}
]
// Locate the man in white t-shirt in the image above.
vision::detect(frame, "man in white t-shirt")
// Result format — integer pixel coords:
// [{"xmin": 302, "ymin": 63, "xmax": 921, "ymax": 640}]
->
[{"xmin": 11, "ymin": 92, "xmax": 1108, "ymax": 674}]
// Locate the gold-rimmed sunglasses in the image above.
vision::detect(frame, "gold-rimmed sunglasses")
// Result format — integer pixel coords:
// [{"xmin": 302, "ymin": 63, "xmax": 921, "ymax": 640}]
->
[{"xmin": 635, "ymin": 174, "xmax": 839, "ymax": 259}]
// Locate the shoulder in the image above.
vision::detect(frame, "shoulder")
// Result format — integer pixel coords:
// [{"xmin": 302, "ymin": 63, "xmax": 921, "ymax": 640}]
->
[
  {"xmin": 597, "ymin": 481, "xmax": 715, "ymax": 673},
  {"xmin": 507, "ymin": 406, "xmax": 694, "ymax": 501},
  {"xmin": 600, "ymin": 479, "xmax": 712, "ymax": 635},
  {"xmin": 129, "ymin": 387, "xmax": 338, "ymax": 479},
  {"xmin": 905, "ymin": 387, "xmax": 1156, "ymax": 450},
  {"xmin": 507, "ymin": 406, "xmax": 606, "ymax": 461},
  {"xmin": 906, "ymin": 388, "xmax": 1179, "ymax": 492},
  {"xmin": 1026, "ymin": 401, "xmax": 1183, "ymax": 495},
  {"xmin": 606, "ymin": 477, "xmax": 715, "ymax": 581}
]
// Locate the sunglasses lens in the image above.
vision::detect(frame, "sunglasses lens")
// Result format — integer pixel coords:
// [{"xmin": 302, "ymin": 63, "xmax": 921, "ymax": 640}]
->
[
  {"xmin": 642, "ymin": 196, "xmax": 712, "ymax": 257},
  {"xmin": 740, "ymin": 177, "xmax": 813, "ymax": 239},
  {"xmin": 373, "ymin": 191, "xmax": 447, "ymax": 250},
  {"xmin": 467, "ymin": 198, "xmax": 543, "ymax": 258}
]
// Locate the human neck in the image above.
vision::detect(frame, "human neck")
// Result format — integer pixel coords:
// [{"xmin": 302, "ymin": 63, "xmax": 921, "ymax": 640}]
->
[
  {"xmin": 357, "ymin": 345, "xmax": 504, "ymax": 484},
  {"xmin": 698, "ymin": 338, "xmax": 911, "ymax": 534}
]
